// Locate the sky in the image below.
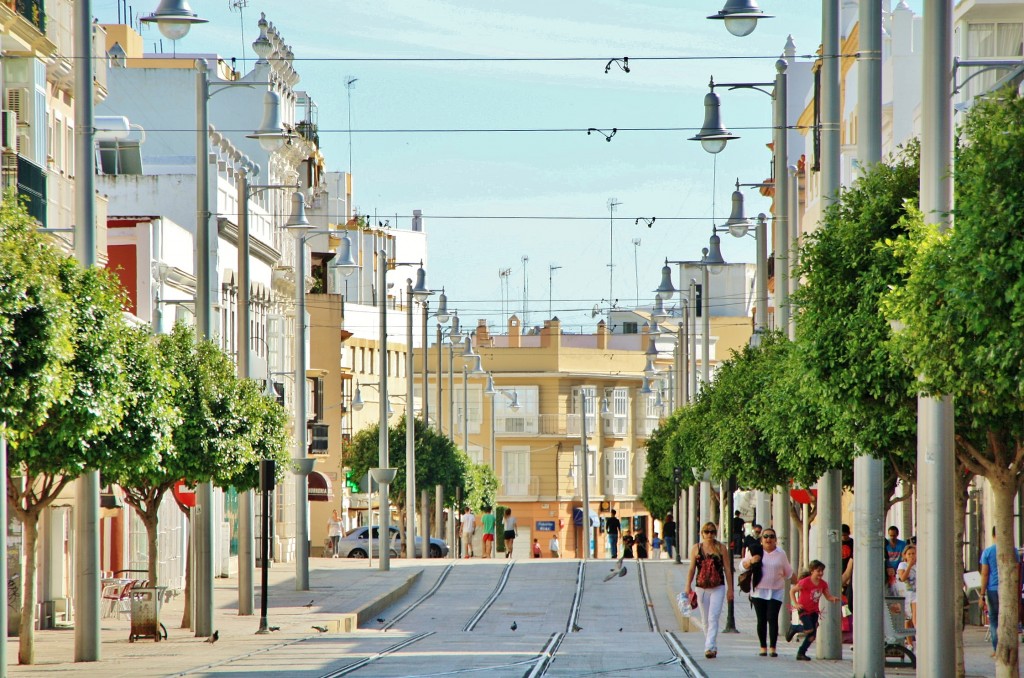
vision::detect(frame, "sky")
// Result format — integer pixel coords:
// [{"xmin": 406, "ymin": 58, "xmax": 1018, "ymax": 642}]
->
[{"xmin": 93, "ymin": 1, "xmax": 923, "ymax": 333}]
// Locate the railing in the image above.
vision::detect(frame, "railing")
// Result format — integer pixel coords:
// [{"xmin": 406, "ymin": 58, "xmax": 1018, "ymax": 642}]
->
[
  {"xmin": 17, "ymin": 155, "xmax": 46, "ymax": 224},
  {"xmin": 495, "ymin": 414, "xmax": 539, "ymax": 435},
  {"xmin": 566, "ymin": 414, "xmax": 597, "ymax": 437},
  {"xmin": 295, "ymin": 121, "xmax": 319, "ymax": 148},
  {"xmin": 537, "ymin": 414, "xmax": 566, "ymax": 435}
]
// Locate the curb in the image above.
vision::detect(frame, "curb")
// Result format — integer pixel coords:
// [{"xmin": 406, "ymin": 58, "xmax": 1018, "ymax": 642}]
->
[{"xmin": 332, "ymin": 569, "xmax": 423, "ymax": 632}]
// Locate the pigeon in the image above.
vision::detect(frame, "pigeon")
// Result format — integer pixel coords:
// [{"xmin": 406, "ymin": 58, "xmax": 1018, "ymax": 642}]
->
[
  {"xmin": 571, "ymin": 624, "xmax": 582, "ymax": 632},
  {"xmin": 376, "ymin": 617, "xmax": 386, "ymax": 623},
  {"xmin": 603, "ymin": 561, "xmax": 628, "ymax": 582},
  {"xmin": 205, "ymin": 630, "xmax": 219, "ymax": 643},
  {"xmin": 510, "ymin": 621, "xmax": 518, "ymax": 631},
  {"xmin": 619, "ymin": 627, "xmax": 623, "ymax": 632},
  {"xmin": 304, "ymin": 600, "xmax": 315, "ymax": 609},
  {"xmin": 268, "ymin": 626, "xmax": 280, "ymax": 632},
  {"xmin": 312, "ymin": 625, "xmax": 328, "ymax": 633}
]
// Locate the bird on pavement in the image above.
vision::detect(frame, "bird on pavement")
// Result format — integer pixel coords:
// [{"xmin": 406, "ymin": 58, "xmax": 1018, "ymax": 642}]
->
[
  {"xmin": 304, "ymin": 599, "xmax": 315, "ymax": 609},
  {"xmin": 571, "ymin": 624, "xmax": 583, "ymax": 632},
  {"xmin": 205, "ymin": 630, "xmax": 219, "ymax": 643},
  {"xmin": 510, "ymin": 621, "xmax": 518, "ymax": 631},
  {"xmin": 376, "ymin": 617, "xmax": 386, "ymax": 623},
  {"xmin": 268, "ymin": 626, "xmax": 280, "ymax": 632},
  {"xmin": 312, "ymin": 625, "xmax": 328, "ymax": 633}
]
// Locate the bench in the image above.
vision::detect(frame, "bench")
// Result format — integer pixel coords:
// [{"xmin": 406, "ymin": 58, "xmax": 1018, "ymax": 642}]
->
[{"xmin": 884, "ymin": 595, "xmax": 916, "ymax": 668}]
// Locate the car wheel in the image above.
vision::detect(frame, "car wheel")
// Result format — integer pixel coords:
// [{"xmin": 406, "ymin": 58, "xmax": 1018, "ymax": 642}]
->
[
  {"xmin": 348, "ymin": 548, "xmax": 367, "ymax": 559},
  {"xmin": 429, "ymin": 544, "xmax": 441, "ymax": 558}
]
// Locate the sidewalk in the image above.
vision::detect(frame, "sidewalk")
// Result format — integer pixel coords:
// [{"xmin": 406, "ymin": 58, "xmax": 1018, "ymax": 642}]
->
[
  {"xmin": 8, "ymin": 558, "xmax": 422, "ymax": 676},
  {"xmin": 647, "ymin": 558, "xmax": 998, "ymax": 677}
]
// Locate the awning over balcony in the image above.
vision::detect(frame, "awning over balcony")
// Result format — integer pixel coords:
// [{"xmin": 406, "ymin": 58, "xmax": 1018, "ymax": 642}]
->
[{"xmin": 307, "ymin": 471, "xmax": 333, "ymax": 502}]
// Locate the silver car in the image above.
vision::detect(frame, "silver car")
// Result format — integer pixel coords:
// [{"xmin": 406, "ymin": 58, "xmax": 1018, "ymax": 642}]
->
[{"xmin": 336, "ymin": 525, "xmax": 449, "ymax": 559}]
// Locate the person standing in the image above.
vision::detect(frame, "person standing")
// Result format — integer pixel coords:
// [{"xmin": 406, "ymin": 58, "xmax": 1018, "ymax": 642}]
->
[
  {"xmin": 532, "ymin": 538, "xmax": 542, "ymax": 558},
  {"xmin": 884, "ymin": 526, "xmax": 907, "ymax": 577},
  {"xmin": 840, "ymin": 523, "xmax": 854, "ymax": 604},
  {"xmin": 663, "ymin": 514, "xmax": 676, "ymax": 560},
  {"xmin": 897, "ymin": 544, "xmax": 917, "ymax": 644},
  {"xmin": 327, "ymin": 509, "xmax": 343, "ymax": 558},
  {"xmin": 980, "ymin": 526, "xmax": 1019, "ymax": 654},
  {"xmin": 651, "ymin": 532, "xmax": 663, "ymax": 560},
  {"xmin": 605, "ymin": 509, "xmax": 621, "ymax": 559},
  {"xmin": 786, "ymin": 560, "xmax": 840, "ymax": 661},
  {"xmin": 634, "ymin": 528, "xmax": 649, "ymax": 559},
  {"xmin": 732, "ymin": 511, "xmax": 746, "ymax": 557},
  {"xmin": 503, "ymin": 508, "xmax": 517, "ymax": 558},
  {"xmin": 685, "ymin": 522, "xmax": 733, "ymax": 659},
  {"xmin": 480, "ymin": 506, "xmax": 496, "ymax": 558},
  {"xmin": 549, "ymin": 534, "xmax": 560, "ymax": 558},
  {"xmin": 741, "ymin": 527, "xmax": 794, "ymax": 657},
  {"xmin": 460, "ymin": 506, "xmax": 476, "ymax": 558}
]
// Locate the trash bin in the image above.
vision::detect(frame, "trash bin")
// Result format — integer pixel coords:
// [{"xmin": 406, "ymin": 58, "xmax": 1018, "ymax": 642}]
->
[{"xmin": 129, "ymin": 587, "xmax": 167, "ymax": 642}]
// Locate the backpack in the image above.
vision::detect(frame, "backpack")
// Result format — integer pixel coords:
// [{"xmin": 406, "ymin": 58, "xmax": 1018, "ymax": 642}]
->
[{"xmin": 695, "ymin": 547, "xmax": 724, "ymax": 588}]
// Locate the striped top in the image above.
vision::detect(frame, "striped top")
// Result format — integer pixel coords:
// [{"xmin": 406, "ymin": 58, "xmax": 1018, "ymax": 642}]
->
[{"xmin": 749, "ymin": 547, "xmax": 793, "ymax": 593}]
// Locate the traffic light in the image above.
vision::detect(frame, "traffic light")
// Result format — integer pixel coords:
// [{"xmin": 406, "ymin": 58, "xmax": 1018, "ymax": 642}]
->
[
  {"xmin": 345, "ymin": 469, "xmax": 361, "ymax": 493},
  {"xmin": 673, "ymin": 466, "xmax": 683, "ymax": 484}
]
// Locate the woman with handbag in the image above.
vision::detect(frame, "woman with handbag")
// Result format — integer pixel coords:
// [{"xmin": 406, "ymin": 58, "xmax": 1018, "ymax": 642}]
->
[
  {"xmin": 741, "ymin": 527, "xmax": 795, "ymax": 657},
  {"xmin": 685, "ymin": 521, "xmax": 733, "ymax": 659}
]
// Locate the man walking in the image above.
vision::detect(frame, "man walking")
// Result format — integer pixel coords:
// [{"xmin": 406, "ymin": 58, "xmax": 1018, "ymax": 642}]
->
[
  {"xmin": 481, "ymin": 506, "xmax": 496, "ymax": 558},
  {"xmin": 605, "ymin": 509, "xmax": 621, "ymax": 559},
  {"xmin": 980, "ymin": 526, "xmax": 1019, "ymax": 654},
  {"xmin": 663, "ymin": 513, "xmax": 676, "ymax": 560},
  {"xmin": 732, "ymin": 511, "xmax": 746, "ymax": 557},
  {"xmin": 460, "ymin": 506, "xmax": 476, "ymax": 558}
]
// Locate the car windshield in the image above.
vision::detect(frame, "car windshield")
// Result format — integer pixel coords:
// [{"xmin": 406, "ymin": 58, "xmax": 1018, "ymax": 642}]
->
[{"xmin": 344, "ymin": 526, "xmax": 399, "ymax": 540}]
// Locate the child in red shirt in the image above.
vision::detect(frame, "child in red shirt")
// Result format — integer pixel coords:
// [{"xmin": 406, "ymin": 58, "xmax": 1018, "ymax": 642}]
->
[{"xmin": 786, "ymin": 559, "xmax": 840, "ymax": 661}]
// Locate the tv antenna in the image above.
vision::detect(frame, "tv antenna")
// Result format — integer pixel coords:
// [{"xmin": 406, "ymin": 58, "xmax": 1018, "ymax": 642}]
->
[
  {"xmin": 346, "ymin": 77, "xmax": 359, "ymax": 176},
  {"xmin": 228, "ymin": 1, "xmax": 249, "ymax": 73}
]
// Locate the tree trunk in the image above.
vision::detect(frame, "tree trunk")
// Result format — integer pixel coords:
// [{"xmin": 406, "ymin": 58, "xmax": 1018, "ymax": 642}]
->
[
  {"xmin": 953, "ymin": 471, "xmax": 971, "ymax": 678},
  {"xmin": 990, "ymin": 470, "xmax": 1019, "ymax": 678},
  {"xmin": 143, "ymin": 510, "xmax": 160, "ymax": 587},
  {"xmin": 181, "ymin": 531, "xmax": 191, "ymax": 629},
  {"xmin": 18, "ymin": 510, "xmax": 39, "ymax": 664}
]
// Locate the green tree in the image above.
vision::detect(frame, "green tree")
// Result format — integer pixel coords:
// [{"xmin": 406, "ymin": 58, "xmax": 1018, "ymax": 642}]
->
[
  {"xmin": 464, "ymin": 463, "xmax": 499, "ymax": 512},
  {"xmin": 8, "ymin": 259, "xmax": 132, "ymax": 664},
  {"xmin": 793, "ymin": 143, "xmax": 920, "ymax": 492},
  {"xmin": 883, "ymin": 90, "xmax": 1024, "ymax": 676},
  {"xmin": 345, "ymin": 417, "xmax": 466, "ymax": 549},
  {"xmin": 639, "ymin": 410, "xmax": 684, "ymax": 521}
]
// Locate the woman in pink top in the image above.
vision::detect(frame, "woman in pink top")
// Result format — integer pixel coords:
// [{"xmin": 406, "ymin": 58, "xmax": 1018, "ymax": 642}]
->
[{"xmin": 740, "ymin": 527, "xmax": 795, "ymax": 657}]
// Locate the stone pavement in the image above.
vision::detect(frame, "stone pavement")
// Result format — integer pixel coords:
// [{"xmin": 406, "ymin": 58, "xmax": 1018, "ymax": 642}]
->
[{"xmin": 4, "ymin": 554, "xmax": 1004, "ymax": 676}]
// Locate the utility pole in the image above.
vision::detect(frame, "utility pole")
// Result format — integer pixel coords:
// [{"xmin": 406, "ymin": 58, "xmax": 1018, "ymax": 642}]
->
[
  {"xmin": 607, "ymin": 198, "xmax": 621, "ymax": 306},
  {"xmin": 345, "ymin": 77, "xmax": 357, "ymax": 177},
  {"xmin": 548, "ymin": 264, "xmax": 561, "ymax": 319},
  {"xmin": 521, "ymin": 256, "xmax": 529, "ymax": 328},
  {"xmin": 632, "ymin": 238, "xmax": 641, "ymax": 306}
]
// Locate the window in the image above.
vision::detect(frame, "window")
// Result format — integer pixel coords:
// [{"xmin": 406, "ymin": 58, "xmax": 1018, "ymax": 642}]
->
[
  {"xmin": 466, "ymin": 444, "xmax": 484, "ymax": 466},
  {"xmin": 570, "ymin": 386, "xmax": 597, "ymax": 435},
  {"xmin": 604, "ymin": 448, "xmax": 628, "ymax": 495},
  {"xmin": 623, "ymin": 322, "xmax": 638, "ymax": 334},
  {"xmin": 503, "ymin": 447, "xmax": 530, "ymax": 495},
  {"xmin": 964, "ymin": 22, "xmax": 1024, "ymax": 100},
  {"xmin": 494, "ymin": 385, "xmax": 539, "ymax": 434},
  {"xmin": 573, "ymin": 445, "xmax": 597, "ymax": 494}
]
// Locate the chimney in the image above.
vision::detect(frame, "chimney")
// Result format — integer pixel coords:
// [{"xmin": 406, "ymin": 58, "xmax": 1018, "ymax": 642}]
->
[
  {"xmin": 412, "ymin": 209, "xmax": 423, "ymax": 232},
  {"xmin": 508, "ymin": 315, "xmax": 521, "ymax": 348},
  {"xmin": 476, "ymin": 319, "xmax": 490, "ymax": 347},
  {"xmin": 596, "ymin": 319, "xmax": 608, "ymax": 349},
  {"xmin": 540, "ymin": 317, "xmax": 561, "ymax": 348}
]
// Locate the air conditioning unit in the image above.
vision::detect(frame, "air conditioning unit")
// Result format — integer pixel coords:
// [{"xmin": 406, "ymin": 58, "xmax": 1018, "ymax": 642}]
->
[
  {"xmin": 1, "ymin": 110, "xmax": 15, "ymax": 150},
  {"xmin": 503, "ymin": 417, "xmax": 526, "ymax": 433}
]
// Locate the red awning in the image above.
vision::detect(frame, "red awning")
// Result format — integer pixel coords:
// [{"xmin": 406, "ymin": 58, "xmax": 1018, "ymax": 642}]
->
[
  {"xmin": 307, "ymin": 471, "xmax": 333, "ymax": 502},
  {"xmin": 790, "ymin": 488, "xmax": 818, "ymax": 505}
]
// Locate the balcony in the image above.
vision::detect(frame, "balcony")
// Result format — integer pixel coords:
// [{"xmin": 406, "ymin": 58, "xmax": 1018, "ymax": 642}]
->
[
  {"xmin": 295, "ymin": 121, "xmax": 319, "ymax": 148},
  {"xmin": 10, "ymin": 0, "xmax": 44, "ymax": 33},
  {"xmin": 502, "ymin": 475, "xmax": 542, "ymax": 498},
  {"xmin": 15, "ymin": 155, "xmax": 46, "ymax": 224},
  {"xmin": 495, "ymin": 414, "xmax": 539, "ymax": 435},
  {"xmin": 634, "ymin": 416, "xmax": 660, "ymax": 437}
]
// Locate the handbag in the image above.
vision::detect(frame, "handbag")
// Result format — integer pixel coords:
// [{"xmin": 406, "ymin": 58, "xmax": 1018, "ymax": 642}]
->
[
  {"xmin": 738, "ymin": 569, "xmax": 753, "ymax": 593},
  {"xmin": 688, "ymin": 590, "xmax": 698, "ymax": 609}
]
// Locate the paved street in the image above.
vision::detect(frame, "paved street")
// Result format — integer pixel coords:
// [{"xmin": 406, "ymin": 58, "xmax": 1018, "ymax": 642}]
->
[{"xmin": 7, "ymin": 556, "xmax": 1000, "ymax": 677}]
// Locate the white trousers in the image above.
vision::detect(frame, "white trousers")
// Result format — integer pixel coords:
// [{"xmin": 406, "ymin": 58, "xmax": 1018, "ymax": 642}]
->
[{"xmin": 696, "ymin": 585, "xmax": 726, "ymax": 652}]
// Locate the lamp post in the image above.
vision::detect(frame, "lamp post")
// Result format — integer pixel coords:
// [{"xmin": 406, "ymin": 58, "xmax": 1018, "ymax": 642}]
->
[
  {"xmin": 405, "ymin": 272, "xmax": 432, "ymax": 558},
  {"xmin": 707, "ymin": 0, "xmax": 772, "ymax": 37},
  {"xmin": 422, "ymin": 289, "xmax": 448, "ymax": 428},
  {"xmin": 436, "ymin": 312, "xmax": 459, "ymax": 440}
]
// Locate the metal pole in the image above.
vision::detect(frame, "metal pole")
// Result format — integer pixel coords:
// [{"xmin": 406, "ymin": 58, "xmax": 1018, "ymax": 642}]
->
[
  {"xmin": 701, "ymin": 264, "xmax": 710, "ymax": 386},
  {"xmin": 448, "ymin": 343, "xmax": 455, "ymax": 443},
  {"xmin": 192, "ymin": 58, "xmax": 215, "ymax": 639},
  {"xmin": 682, "ymin": 304, "xmax": 690, "ymax": 404},
  {"xmin": 406, "ymin": 281, "xmax": 417, "ymax": 558},
  {"xmin": 436, "ymin": 324, "xmax": 443, "ymax": 436},
  {"xmin": 294, "ymin": 230, "xmax": 310, "ymax": 591},
  {"xmin": 774, "ymin": 58, "xmax": 790, "ymax": 335},
  {"xmin": 675, "ymin": 323, "xmax": 684, "ymax": 412},
  {"xmin": 579, "ymin": 389, "xmax": 590, "ymax": 561},
  {"xmin": 256, "ymin": 474, "xmax": 271, "ymax": 632},
  {"xmin": 689, "ymin": 280, "xmax": 698, "ymax": 400},
  {"xmin": 755, "ymin": 215, "xmax": 768, "ymax": 336},
  {"xmin": 73, "ymin": 0, "xmax": 100, "ymax": 660},
  {"xmin": 723, "ymin": 476, "xmax": 738, "ymax": 632},
  {"xmin": 674, "ymin": 478, "xmax": 682, "ymax": 564},
  {"xmin": 378, "ymin": 250, "xmax": 392, "ymax": 571},
  {"xmin": 853, "ymin": 2, "xmax": 885, "ymax": 675},
  {"xmin": 1, "ymin": 435, "xmax": 8, "ymax": 668},
  {"xmin": 773, "ymin": 491, "xmax": 791, "ymax": 638},
  {"xmin": 816, "ymin": 0, "xmax": 843, "ymax": 659},
  {"xmin": 700, "ymin": 475, "xmax": 711, "ymax": 527},
  {"xmin": 422, "ymin": 302, "xmax": 429, "ymax": 426},
  {"xmin": 918, "ymin": 0, "xmax": 955, "ymax": 672},
  {"xmin": 463, "ymin": 365, "xmax": 470, "ymax": 456},
  {"xmin": 421, "ymin": 490, "xmax": 430, "ymax": 557},
  {"xmin": 435, "ymin": 484, "xmax": 443, "ymax": 540},
  {"xmin": 237, "ymin": 167, "xmax": 254, "ymax": 616},
  {"xmin": 367, "ymin": 470, "xmax": 373, "ymax": 568},
  {"xmin": 687, "ymin": 486, "xmax": 698, "ymax": 552}
]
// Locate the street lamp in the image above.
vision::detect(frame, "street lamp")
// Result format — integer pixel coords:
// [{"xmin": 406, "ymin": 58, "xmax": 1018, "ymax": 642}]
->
[
  {"xmin": 719, "ymin": 181, "xmax": 769, "ymax": 340},
  {"xmin": 707, "ymin": 0, "xmax": 773, "ymax": 38},
  {"xmin": 422, "ymin": 288, "xmax": 448, "ymax": 428},
  {"xmin": 140, "ymin": 0, "xmax": 207, "ymax": 40},
  {"xmin": 406, "ymin": 271, "xmax": 432, "ymax": 558}
]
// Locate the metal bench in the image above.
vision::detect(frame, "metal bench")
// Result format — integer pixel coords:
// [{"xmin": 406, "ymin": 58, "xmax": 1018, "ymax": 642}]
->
[{"xmin": 883, "ymin": 595, "xmax": 916, "ymax": 668}]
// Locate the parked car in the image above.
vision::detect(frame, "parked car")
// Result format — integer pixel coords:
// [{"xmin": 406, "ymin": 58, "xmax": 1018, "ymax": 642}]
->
[{"xmin": 336, "ymin": 525, "xmax": 449, "ymax": 559}]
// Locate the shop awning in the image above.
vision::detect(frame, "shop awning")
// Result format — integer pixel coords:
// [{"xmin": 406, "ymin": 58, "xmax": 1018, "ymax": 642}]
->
[{"xmin": 307, "ymin": 471, "xmax": 333, "ymax": 502}]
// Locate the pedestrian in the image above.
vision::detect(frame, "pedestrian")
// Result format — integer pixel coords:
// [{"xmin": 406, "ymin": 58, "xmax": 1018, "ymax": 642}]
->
[
  {"xmin": 651, "ymin": 532, "xmax": 663, "ymax": 560},
  {"xmin": 460, "ymin": 506, "xmax": 476, "ymax": 558},
  {"xmin": 980, "ymin": 526, "xmax": 1019, "ymax": 655},
  {"xmin": 744, "ymin": 523, "xmax": 763, "ymax": 556},
  {"xmin": 685, "ymin": 521, "xmax": 733, "ymax": 659},
  {"xmin": 840, "ymin": 523, "xmax": 854, "ymax": 605},
  {"xmin": 786, "ymin": 560, "xmax": 840, "ymax": 661},
  {"xmin": 897, "ymin": 543, "xmax": 917, "ymax": 645},
  {"xmin": 663, "ymin": 514, "xmax": 676, "ymax": 560},
  {"xmin": 605, "ymin": 509, "xmax": 621, "ymax": 559},
  {"xmin": 622, "ymin": 529, "xmax": 635, "ymax": 558},
  {"xmin": 635, "ymin": 528, "xmax": 649, "ymax": 559},
  {"xmin": 741, "ymin": 526, "xmax": 794, "ymax": 657},
  {"xmin": 503, "ymin": 508, "xmax": 517, "ymax": 558},
  {"xmin": 327, "ymin": 509, "xmax": 343, "ymax": 558},
  {"xmin": 549, "ymin": 535, "xmax": 560, "ymax": 558},
  {"xmin": 732, "ymin": 511, "xmax": 746, "ymax": 557},
  {"xmin": 481, "ymin": 506, "xmax": 496, "ymax": 559},
  {"xmin": 532, "ymin": 538, "xmax": 542, "ymax": 558},
  {"xmin": 884, "ymin": 525, "xmax": 907, "ymax": 577}
]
